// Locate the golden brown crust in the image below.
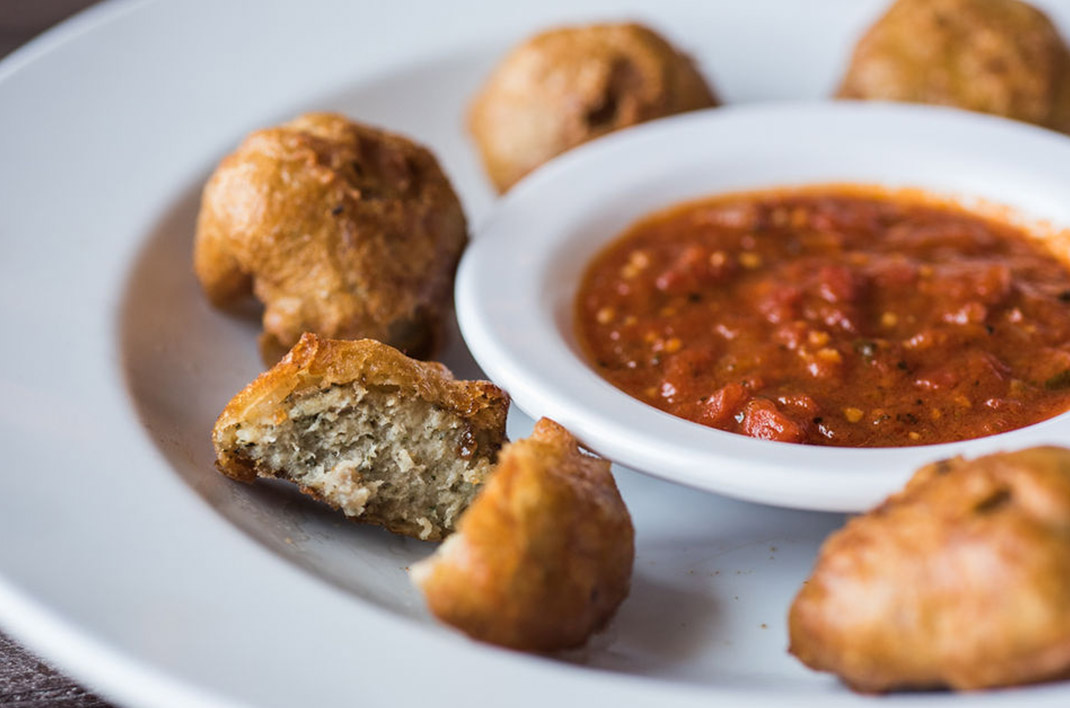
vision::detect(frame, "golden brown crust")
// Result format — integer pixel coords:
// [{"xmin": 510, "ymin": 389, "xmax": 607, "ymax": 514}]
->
[
  {"xmin": 838, "ymin": 0, "xmax": 1070, "ymax": 133},
  {"xmin": 469, "ymin": 22, "xmax": 717, "ymax": 192},
  {"xmin": 194, "ymin": 112, "xmax": 468, "ymax": 362},
  {"xmin": 789, "ymin": 446, "xmax": 1070, "ymax": 692},
  {"xmin": 211, "ymin": 334, "xmax": 510, "ymax": 539},
  {"xmin": 412, "ymin": 418, "xmax": 635, "ymax": 651}
]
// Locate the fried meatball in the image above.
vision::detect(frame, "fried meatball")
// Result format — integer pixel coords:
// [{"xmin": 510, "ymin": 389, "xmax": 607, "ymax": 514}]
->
[
  {"xmin": 790, "ymin": 447, "xmax": 1070, "ymax": 692},
  {"xmin": 194, "ymin": 113, "xmax": 467, "ymax": 362},
  {"xmin": 838, "ymin": 0, "xmax": 1070, "ymax": 133},
  {"xmin": 211, "ymin": 333, "xmax": 509, "ymax": 541},
  {"xmin": 410, "ymin": 418, "xmax": 635, "ymax": 651},
  {"xmin": 469, "ymin": 23, "xmax": 717, "ymax": 192}
]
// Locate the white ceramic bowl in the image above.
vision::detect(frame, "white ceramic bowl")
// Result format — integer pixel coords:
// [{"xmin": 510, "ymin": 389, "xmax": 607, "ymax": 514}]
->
[{"xmin": 456, "ymin": 101, "xmax": 1070, "ymax": 512}]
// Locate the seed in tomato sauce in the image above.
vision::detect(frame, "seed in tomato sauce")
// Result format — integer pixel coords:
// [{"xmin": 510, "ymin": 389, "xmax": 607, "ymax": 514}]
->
[{"xmin": 576, "ymin": 187, "xmax": 1070, "ymax": 447}]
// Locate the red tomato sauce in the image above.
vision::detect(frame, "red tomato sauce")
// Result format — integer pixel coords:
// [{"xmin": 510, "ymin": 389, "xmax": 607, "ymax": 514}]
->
[{"xmin": 575, "ymin": 188, "xmax": 1070, "ymax": 447}]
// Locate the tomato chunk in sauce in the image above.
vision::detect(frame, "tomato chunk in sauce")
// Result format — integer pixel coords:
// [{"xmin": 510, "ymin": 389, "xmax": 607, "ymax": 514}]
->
[{"xmin": 575, "ymin": 188, "xmax": 1070, "ymax": 447}]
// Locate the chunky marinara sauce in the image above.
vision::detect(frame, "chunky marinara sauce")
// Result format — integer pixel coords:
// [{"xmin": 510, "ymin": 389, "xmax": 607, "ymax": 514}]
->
[{"xmin": 576, "ymin": 188, "xmax": 1070, "ymax": 447}]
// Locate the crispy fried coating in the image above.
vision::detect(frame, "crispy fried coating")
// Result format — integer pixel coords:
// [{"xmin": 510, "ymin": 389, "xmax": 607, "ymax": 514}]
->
[
  {"xmin": 790, "ymin": 447, "xmax": 1070, "ymax": 692},
  {"xmin": 212, "ymin": 333, "xmax": 509, "ymax": 540},
  {"xmin": 838, "ymin": 0, "xmax": 1070, "ymax": 133},
  {"xmin": 411, "ymin": 418, "xmax": 635, "ymax": 651},
  {"xmin": 194, "ymin": 113, "xmax": 468, "ymax": 362},
  {"xmin": 469, "ymin": 22, "xmax": 717, "ymax": 192}
]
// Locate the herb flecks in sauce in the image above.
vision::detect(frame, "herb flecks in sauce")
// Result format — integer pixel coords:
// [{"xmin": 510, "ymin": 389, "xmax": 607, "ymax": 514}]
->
[{"xmin": 577, "ymin": 188, "xmax": 1070, "ymax": 447}]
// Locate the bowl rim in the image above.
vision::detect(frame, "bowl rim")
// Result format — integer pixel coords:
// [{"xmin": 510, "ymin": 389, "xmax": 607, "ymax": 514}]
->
[{"xmin": 456, "ymin": 100, "xmax": 1070, "ymax": 512}]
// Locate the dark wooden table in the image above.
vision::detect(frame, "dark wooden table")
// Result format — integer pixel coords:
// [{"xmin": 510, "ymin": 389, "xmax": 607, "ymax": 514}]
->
[
  {"xmin": 2, "ymin": 6, "xmax": 116, "ymax": 707},
  {"xmin": 0, "ymin": 632, "xmax": 110, "ymax": 707}
]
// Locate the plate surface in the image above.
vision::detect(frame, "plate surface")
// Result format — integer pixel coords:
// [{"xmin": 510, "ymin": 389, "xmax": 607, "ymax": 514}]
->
[
  {"xmin": 3, "ymin": 0, "xmax": 1070, "ymax": 706},
  {"xmin": 457, "ymin": 102, "xmax": 1070, "ymax": 513}
]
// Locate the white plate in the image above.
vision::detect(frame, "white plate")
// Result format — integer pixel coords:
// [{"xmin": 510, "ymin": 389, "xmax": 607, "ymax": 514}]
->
[
  {"xmin": 456, "ymin": 102, "xmax": 1070, "ymax": 513},
  {"xmin": 3, "ymin": 0, "xmax": 1070, "ymax": 706}
]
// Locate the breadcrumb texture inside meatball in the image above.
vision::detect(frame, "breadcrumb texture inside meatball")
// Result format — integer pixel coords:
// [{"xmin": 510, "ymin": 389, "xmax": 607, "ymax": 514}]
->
[
  {"xmin": 211, "ymin": 333, "xmax": 509, "ymax": 541},
  {"xmin": 411, "ymin": 418, "xmax": 635, "ymax": 651},
  {"xmin": 194, "ymin": 113, "xmax": 468, "ymax": 362},
  {"xmin": 469, "ymin": 22, "xmax": 717, "ymax": 192},
  {"xmin": 790, "ymin": 446, "xmax": 1070, "ymax": 692},
  {"xmin": 838, "ymin": 0, "xmax": 1070, "ymax": 132}
]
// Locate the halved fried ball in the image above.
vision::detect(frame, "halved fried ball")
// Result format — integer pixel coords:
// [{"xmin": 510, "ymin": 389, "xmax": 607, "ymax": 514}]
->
[
  {"xmin": 838, "ymin": 0, "xmax": 1070, "ymax": 132},
  {"xmin": 469, "ymin": 22, "xmax": 717, "ymax": 192},
  {"xmin": 411, "ymin": 418, "xmax": 635, "ymax": 651},
  {"xmin": 211, "ymin": 333, "xmax": 509, "ymax": 541},
  {"xmin": 790, "ymin": 447, "xmax": 1070, "ymax": 692},
  {"xmin": 194, "ymin": 113, "xmax": 467, "ymax": 362}
]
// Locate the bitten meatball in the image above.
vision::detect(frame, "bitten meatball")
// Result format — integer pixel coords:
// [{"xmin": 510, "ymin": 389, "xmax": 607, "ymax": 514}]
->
[
  {"xmin": 411, "ymin": 418, "xmax": 635, "ymax": 651},
  {"xmin": 838, "ymin": 0, "xmax": 1070, "ymax": 133},
  {"xmin": 194, "ymin": 113, "xmax": 468, "ymax": 362},
  {"xmin": 469, "ymin": 22, "xmax": 717, "ymax": 192},
  {"xmin": 790, "ymin": 447, "xmax": 1070, "ymax": 692},
  {"xmin": 212, "ymin": 334, "xmax": 510, "ymax": 541}
]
